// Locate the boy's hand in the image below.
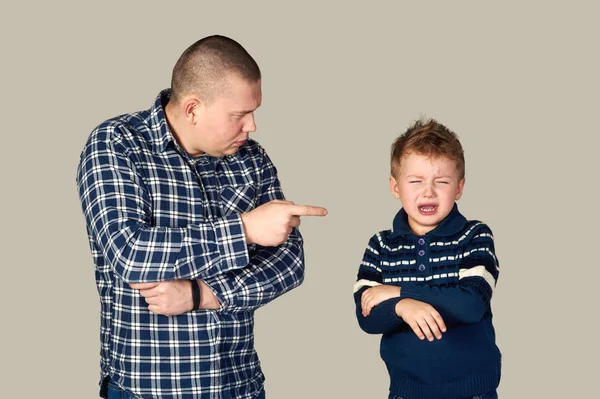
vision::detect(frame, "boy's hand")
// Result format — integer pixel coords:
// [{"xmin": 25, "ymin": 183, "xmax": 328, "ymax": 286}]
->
[
  {"xmin": 395, "ymin": 298, "xmax": 446, "ymax": 341},
  {"xmin": 361, "ymin": 285, "xmax": 401, "ymax": 317}
]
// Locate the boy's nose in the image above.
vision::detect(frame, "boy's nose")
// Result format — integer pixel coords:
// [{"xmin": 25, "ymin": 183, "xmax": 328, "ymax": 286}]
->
[{"xmin": 422, "ymin": 185, "xmax": 436, "ymax": 197}]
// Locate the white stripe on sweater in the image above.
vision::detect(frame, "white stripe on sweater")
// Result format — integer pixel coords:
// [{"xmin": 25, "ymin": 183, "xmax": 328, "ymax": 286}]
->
[
  {"xmin": 383, "ymin": 272, "xmax": 459, "ymax": 283},
  {"xmin": 381, "ymin": 259, "xmax": 417, "ymax": 267},
  {"xmin": 376, "ymin": 233, "xmax": 415, "ymax": 251},
  {"xmin": 428, "ymin": 247, "xmax": 497, "ymax": 264},
  {"xmin": 459, "ymin": 265, "xmax": 496, "ymax": 291},
  {"xmin": 429, "ymin": 222, "xmax": 486, "ymax": 247},
  {"xmin": 366, "ymin": 245, "xmax": 380, "ymax": 256},
  {"xmin": 361, "ymin": 260, "xmax": 381, "ymax": 272}
]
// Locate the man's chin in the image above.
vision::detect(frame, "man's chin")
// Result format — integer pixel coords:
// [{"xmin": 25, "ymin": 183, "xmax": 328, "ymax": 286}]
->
[{"xmin": 222, "ymin": 145, "xmax": 244, "ymax": 156}]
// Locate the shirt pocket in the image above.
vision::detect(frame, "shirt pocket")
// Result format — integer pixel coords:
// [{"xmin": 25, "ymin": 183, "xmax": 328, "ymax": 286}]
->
[{"xmin": 219, "ymin": 184, "xmax": 257, "ymax": 216}]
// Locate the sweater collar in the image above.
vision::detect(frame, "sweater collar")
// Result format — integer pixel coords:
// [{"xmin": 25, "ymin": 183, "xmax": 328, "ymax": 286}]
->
[{"xmin": 390, "ymin": 203, "xmax": 467, "ymax": 238}]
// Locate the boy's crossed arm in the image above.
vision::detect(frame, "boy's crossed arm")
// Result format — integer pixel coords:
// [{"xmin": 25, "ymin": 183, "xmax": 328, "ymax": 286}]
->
[
  {"xmin": 359, "ymin": 284, "xmax": 446, "ymax": 341},
  {"xmin": 354, "ymin": 234, "xmax": 446, "ymax": 341},
  {"xmin": 360, "ymin": 284, "xmax": 399, "ymax": 317}
]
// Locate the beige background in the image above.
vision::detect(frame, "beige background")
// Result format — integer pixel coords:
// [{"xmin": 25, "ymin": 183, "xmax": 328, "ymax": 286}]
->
[{"xmin": 1, "ymin": 1, "xmax": 598, "ymax": 397}]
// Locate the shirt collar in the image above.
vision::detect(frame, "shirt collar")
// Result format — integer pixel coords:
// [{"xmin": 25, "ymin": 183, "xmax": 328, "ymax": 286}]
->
[
  {"xmin": 136, "ymin": 89, "xmax": 176, "ymax": 154},
  {"xmin": 390, "ymin": 203, "xmax": 467, "ymax": 238}
]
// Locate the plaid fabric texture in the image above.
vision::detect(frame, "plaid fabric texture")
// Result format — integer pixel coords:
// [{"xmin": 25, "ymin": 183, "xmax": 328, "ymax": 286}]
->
[{"xmin": 77, "ymin": 89, "xmax": 305, "ymax": 398}]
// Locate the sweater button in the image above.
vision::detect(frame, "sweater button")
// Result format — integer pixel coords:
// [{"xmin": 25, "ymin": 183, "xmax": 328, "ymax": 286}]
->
[
  {"xmin": 418, "ymin": 238, "xmax": 425, "ymax": 245},
  {"xmin": 418, "ymin": 249, "xmax": 425, "ymax": 256},
  {"xmin": 418, "ymin": 264, "xmax": 426, "ymax": 271}
]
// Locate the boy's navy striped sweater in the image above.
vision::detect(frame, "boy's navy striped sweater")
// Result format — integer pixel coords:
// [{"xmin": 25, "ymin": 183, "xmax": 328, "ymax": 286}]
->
[{"xmin": 354, "ymin": 204, "xmax": 501, "ymax": 399}]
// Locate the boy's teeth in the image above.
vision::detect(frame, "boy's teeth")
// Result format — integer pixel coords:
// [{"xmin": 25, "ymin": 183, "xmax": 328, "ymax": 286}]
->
[{"xmin": 420, "ymin": 206, "xmax": 435, "ymax": 211}]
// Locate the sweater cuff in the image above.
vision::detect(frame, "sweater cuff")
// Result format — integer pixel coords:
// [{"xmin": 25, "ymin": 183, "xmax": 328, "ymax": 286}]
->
[
  {"xmin": 399, "ymin": 285, "xmax": 427, "ymax": 302},
  {"xmin": 373, "ymin": 297, "xmax": 405, "ymax": 330}
]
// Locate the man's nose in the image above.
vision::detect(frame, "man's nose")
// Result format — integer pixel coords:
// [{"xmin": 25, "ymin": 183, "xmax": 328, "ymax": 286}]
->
[{"xmin": 244, "ymin": 113, "xmax": 257, "ymax": 133}]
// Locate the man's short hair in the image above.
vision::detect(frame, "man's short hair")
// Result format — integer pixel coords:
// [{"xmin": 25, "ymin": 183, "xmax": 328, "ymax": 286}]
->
[
  {"xmin": 170, "ymin": 35, "xmax": 261, "ymax": 104},
  {"xmin": 390, "ymin": 118, "xmax": 465, "ymax": 180}
]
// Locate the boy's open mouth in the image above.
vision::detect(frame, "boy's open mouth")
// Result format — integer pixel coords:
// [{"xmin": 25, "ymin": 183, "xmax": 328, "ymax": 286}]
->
[{"xmin": 418, "ymin": 205, "xmax": 437, "ymax": 215}]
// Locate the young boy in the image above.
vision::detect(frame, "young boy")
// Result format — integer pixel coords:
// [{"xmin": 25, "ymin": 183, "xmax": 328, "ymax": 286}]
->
[{"xmin": 353, "ymin": 119, "xmax": 501, "ymax": 399}]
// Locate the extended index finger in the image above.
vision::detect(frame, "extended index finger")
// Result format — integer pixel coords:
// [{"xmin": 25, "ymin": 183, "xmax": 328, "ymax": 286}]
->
[{"xmin": 288, "ymin": 204, "xmax": 328, "ymax": 217}]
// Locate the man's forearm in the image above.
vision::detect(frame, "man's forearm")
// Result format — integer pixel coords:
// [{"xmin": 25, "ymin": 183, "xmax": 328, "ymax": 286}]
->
[{"xmin": 203, "ymin": 232, "xmax": 305, "ymax": 313}]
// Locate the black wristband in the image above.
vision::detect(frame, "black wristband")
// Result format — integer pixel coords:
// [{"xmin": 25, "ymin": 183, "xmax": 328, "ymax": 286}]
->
[{"xmin": 190, "ymin": 280, "xmax": 201, "ymax": 311}]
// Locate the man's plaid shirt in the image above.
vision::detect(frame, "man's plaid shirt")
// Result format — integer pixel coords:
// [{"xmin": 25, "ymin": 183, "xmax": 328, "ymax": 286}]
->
[{"xmin": 76, "ymin": 90, "xmax": 305, "ymax": 398}]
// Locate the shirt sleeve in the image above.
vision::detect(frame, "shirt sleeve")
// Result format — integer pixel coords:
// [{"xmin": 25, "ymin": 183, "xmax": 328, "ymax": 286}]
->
[
  {"xmin": 353, "ymin": 234, "xmax": 405, "ymax": 334},
  {"xmin": 202, "ymin": 148, "xmax": 305, "ymax": 313},
  {"xmin": 76, "ymin": 130, "xmax": 250, "ymax": 284},
  {"xmin": 398, "ymin": 223, "xmax": 500, "ymax": 324}
]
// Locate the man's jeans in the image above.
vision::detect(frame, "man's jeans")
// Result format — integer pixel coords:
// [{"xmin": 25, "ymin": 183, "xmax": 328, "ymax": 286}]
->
[{"xmin": 106, "ymin": 380, "xmax": 266, "ymax": 399}]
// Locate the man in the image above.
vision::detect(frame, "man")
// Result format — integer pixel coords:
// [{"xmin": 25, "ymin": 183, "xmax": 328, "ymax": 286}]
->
[{"xmin": 77, "ymin": 35, "xmax": 327, "ymax": 399}]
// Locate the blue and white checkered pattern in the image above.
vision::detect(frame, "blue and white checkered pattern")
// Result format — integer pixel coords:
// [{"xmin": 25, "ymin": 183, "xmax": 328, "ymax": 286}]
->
[{"xmin": 77, "ymin": 90, "xmax": 305, "ymax": 398}]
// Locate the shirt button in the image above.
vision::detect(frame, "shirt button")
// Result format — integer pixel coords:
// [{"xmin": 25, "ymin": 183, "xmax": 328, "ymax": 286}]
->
[
  {"xmin": 418, "ymin": 238, "xmax": 425, "ymax": 245},
  {"xmin": 418, "ymin": 264, "xmax": 426, "ymax": 272},
  {"xmin": 418, "ymin": 250, "xmax": 425, "ymax": 256}
]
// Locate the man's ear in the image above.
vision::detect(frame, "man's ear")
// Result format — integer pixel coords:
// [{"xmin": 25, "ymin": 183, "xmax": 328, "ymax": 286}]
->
[
  {"xmin": 182, "ymin": 97, "xmax": 202, "ymax": 125},
  {"xmin": 389, "ymin": 176, "xmax": 401, "ymax": 199}
]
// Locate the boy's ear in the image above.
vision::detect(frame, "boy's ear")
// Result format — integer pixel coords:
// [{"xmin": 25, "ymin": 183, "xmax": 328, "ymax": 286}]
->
[
  {"xmin": 389, "ymin": 176, "xmax": 401, "ymax": 199},
  {"xmin": 455, "ymin": 178, "xmax": 466, "ymax": 200}
]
